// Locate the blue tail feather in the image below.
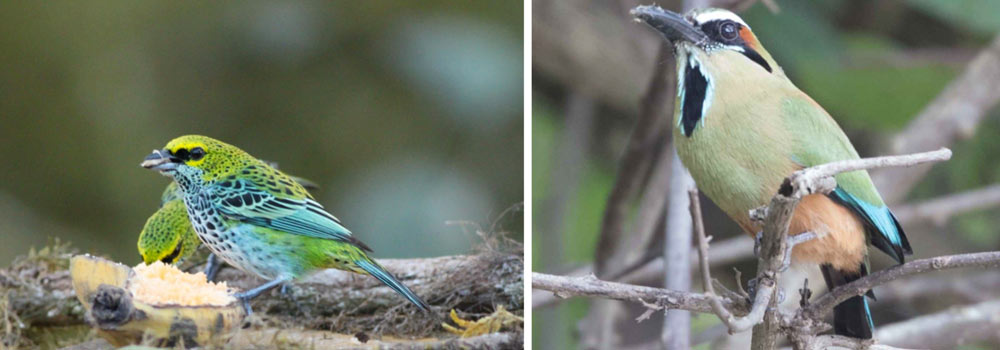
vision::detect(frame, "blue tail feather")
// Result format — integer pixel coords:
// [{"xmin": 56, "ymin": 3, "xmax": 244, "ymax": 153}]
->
[
  {"xmin": 828, "ymin": 187, "xmax": 911, "ymax": 264},
  {"xmin": 355, "ymin": 260, "xmax": 430, "ymax": 311}
]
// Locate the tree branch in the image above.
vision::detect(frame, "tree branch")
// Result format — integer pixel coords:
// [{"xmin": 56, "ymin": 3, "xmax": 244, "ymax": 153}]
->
[
  {"xmin": 531, "ymin": 272, "xmax": 749, "ymax": 315},
  {"xmin": 797, "ymin": 251, "xmax": 1000, "ymax": 321},
  {"xmin": 874, "ymin": 299, "xmax": 1000, "ymax": 349}
]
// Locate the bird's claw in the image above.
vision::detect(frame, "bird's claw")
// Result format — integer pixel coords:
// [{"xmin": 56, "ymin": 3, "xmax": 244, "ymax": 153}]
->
[
  {"xmin": 799, "ymin": 278, "xmax": 812, "ymax": 307},
  {"xmin": 234, "ymin": 292, "xmax": 254, "ymax": 316}
]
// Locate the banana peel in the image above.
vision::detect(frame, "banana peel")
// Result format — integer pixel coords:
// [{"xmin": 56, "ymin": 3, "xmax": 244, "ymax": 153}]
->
[
  {"xmin": 70, "ymin": 255, "xmax": 243, "ymax": 347},
  {"xmin": 443, "ymin": 305, "xmax": 523, "ymax": 337}
]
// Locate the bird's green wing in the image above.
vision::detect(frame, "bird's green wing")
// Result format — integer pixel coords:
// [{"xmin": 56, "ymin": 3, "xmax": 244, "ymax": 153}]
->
[
  {"xmin": 209, "ymin": 169, "xmax": 372, "ymax": 252},
  {"xmin": 781, "ymin": 95, "xmax": 911, "ymax": 263}
]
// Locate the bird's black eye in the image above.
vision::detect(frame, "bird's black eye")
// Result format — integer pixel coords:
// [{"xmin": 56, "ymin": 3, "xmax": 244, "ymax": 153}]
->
[
  {"xmin": 190, "ymin": 147, "xmax": 206, "ymax": 161},
  {"xmin": 720, "ymin": 21, "xmax": 739, "ymax": 41},
  {"xmin": 173, "ymin": 148, "xmax": 190, "ymax": 161}
]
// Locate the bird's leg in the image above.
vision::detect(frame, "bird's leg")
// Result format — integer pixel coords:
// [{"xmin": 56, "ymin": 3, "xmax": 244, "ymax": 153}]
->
[
  {"xmin": 233, "ymin": 277, "xmax": 291, "ymax": 316},
  {"xmin": 753, "ymin": 231, "xmax": 763, "ymax": 257},
  {"xmin": 203, "ymin": 254, "xmax": 222, "ymax": 282},
  {"xmin": 279, "ymin": 282, "xmax": 294, "ymax": 297},
  {"xmin": 799, "ymin": 278, "xmax": 812, "ymax": 307}
]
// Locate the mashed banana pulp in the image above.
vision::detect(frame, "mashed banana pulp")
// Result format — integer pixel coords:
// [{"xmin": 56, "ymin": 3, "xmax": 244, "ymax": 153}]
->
[{"xmin": 131, "ymin": 261, "xmax": 234, "ymax": 306}]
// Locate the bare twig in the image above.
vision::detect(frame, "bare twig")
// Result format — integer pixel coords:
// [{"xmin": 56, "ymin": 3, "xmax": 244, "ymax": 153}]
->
[
  {"xmin": 784, "ymin": 148, "xmax": 953, "ymax": 198},
  {"xmin": 691, "ymin": 188, "xmax": 746, "ymax": 334},
  {"xmin": 798, "ymin": 251, "xmax": 1000, "ymax": 321},
  {"xmin": 783, "ymin": 334, "xmax": 921, "ymax": 350},
  {"xmin": 531, "ymin": 272, "xmax": 749, "ymax": 315},
  {"xmin": 875, "ymin": 299, "xmax": 1000, "ymax": 349}
]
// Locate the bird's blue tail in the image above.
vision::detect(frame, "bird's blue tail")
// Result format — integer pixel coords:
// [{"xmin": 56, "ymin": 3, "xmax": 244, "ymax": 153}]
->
[
  {"xmin": 821, "ymin": 264, "xmax": 874, "ymax": 339},
  {"xmin": 355, "ymin": 259, "xmax": 430, "ymax": 311}
]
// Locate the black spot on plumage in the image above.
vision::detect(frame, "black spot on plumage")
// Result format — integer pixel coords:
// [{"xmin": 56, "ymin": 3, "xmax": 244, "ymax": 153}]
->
[
  {"xmin": 285, "ymin": 188, "xmax": 293, "ymax": 195},
  {"xmin": 225, "ymin": 197, "xmax": 242, "ymax": 206},
  {"xmin": 219, "ymin": 181, "xmax": 231, "ymax": 188},
  {"xmin": 267, "ymin": 181, "xmax": 276, "ymax": 186},
  {"xmin": 242, "ymin": 170, "xmax": 251, "ymax": 175},
  {"xmin": 205, "ymin": 222, "xmax": 215, "ymax": 230},
  {"xmin": 242, "ymin": 193, "xmax": 254, "ymax": 204},
  {"xmin": 680, "ymin": 60, "xmax": 709, "ymax": 137}
]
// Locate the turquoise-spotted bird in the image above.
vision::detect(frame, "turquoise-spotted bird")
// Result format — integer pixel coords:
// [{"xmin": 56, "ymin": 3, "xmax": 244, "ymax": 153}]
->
[
  {"xmin": 140, "ymin": 135, "xmax": 430, "ymax": 314},
  {"xmin": 633, "ymin": 7, "xmax": 911, "ymax": 339},
  {"xmin": 138, "ymin": 171, "xmax": 320, "ymax": 281}
]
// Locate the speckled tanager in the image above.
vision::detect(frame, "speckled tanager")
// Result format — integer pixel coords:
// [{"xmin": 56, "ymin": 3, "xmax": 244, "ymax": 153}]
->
[
  {"xmin": 141, "ymin": 135, "xmax": 430, "ymax": 314},
  {"xmin": 138, "ymin": 171, "xmax": 319, "ymax": 281}
]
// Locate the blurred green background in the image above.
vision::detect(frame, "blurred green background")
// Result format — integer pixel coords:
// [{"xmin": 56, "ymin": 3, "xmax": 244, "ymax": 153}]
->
[
  {"xmin": 534, "ymin": 0, "xmax": 1000, "ymax": 349},
  {"xmin": 0, "ymin": 1, "xmax": 523, "ymax": 266}
]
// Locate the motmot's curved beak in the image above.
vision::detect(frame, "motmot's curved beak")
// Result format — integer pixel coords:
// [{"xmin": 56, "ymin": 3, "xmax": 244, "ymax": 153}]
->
[
  {"xmin": 631, "ymin": 5, "xmax": 708, "ymax": 46},
  {"xmin": 141, "ymin": 149, "xmax": 180, "ymax": 172}
]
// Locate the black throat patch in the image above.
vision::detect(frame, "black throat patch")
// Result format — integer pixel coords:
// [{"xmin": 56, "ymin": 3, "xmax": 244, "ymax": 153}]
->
[{"xmin": 681, "ymin": 60, "xmax": 709, "ymax": 137}]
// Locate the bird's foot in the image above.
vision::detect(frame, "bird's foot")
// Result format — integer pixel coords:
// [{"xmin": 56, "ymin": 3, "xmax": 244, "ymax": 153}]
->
[
  {"xmin": 203, "ymin": 254, "xmax": 222, "ymax": 282},
  {"xmin": 799, "ymin": 278, "xmax": 812, "ymax": 307},
  {"xmin": 231, "ymin": 277, "xmax": 291, "ymax": 317},
  {"xmin": 234, "ymin": 292, "xmax": 254, "ymax": 317}
]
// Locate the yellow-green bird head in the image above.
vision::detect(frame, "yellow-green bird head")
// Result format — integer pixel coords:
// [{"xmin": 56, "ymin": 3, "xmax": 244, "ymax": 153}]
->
[
  {"xmin": 141, "ymin": 135, "xmax": 312, "ymax": 198},
  {"xmin": 137, "ymin": 199, "xmax": 199, "ymax": 265},
  {"xmin": 141, "ymin": 135, "xmax": 252, "ymax": 183}
]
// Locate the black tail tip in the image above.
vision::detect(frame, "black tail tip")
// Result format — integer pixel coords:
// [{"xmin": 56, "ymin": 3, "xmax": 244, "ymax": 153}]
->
[{"xmin": 833, "ymin": 295, "xmax": 874, "ymax": 339}]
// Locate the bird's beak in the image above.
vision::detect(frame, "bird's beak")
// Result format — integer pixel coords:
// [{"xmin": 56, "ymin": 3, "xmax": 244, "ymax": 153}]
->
[
  {"xmin": 141, "ymin": 149, "xmax": 180, "ymax": 172},
  {"xmin": 631, "ymin": 5, "xmax": 708, "ymax": 46}
]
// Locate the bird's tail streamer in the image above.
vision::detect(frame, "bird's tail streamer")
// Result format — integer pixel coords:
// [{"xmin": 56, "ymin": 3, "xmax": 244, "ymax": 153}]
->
[{"xmin": 355, "ymin": 259, "xmax": 430, "ymax": 311}]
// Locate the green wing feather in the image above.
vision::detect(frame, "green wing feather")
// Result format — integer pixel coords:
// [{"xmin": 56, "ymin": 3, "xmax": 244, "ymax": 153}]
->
[
  {"xmin": 210, "ymin": 165, "xmax": 371, "ymax": 251},
  {"xmin": 781, "ymin": 96, "xmax": 911, "ymax": 263}
]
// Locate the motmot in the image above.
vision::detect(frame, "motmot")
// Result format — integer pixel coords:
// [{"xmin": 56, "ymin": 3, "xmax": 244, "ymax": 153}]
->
[{"xmin": 632, "ymin": 6, "xmax": 911, "ymax": 339}]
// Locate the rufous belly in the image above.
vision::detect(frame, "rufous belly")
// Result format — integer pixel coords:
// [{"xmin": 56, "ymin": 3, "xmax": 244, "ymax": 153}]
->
[{"xmin": 737, "ymin": 194, "xmax": 867, "ymax": 273}]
